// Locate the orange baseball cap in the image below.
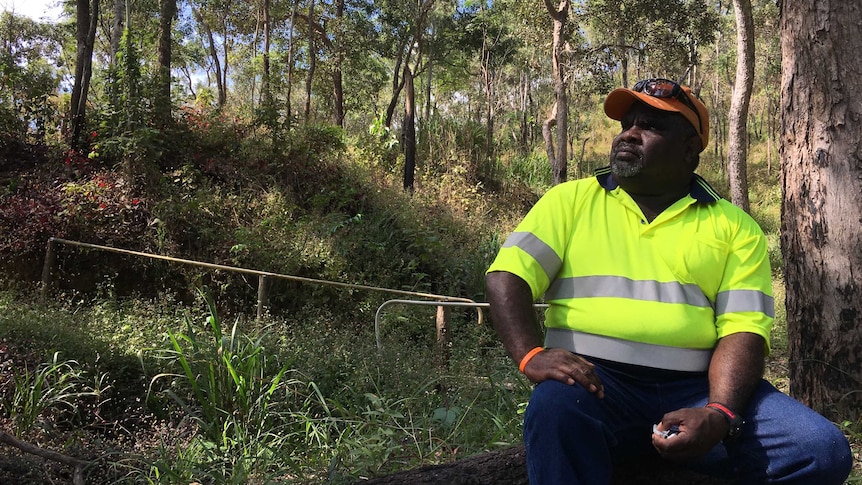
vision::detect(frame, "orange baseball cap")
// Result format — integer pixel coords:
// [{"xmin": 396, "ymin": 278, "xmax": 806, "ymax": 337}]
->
[{"xmin": 604, "ymin": 80, "xmax": 710, "ymax": 151}]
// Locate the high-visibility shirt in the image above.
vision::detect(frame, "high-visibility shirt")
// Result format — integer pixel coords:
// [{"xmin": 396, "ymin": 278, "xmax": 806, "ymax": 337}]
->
[{"xmin": 487, "ymin": 167, "xmax": 773, "ymax": 370}]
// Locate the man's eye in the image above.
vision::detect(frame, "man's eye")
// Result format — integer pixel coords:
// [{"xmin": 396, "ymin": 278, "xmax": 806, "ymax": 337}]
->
[{"xmin": 638, "ymin": 121, "xmax": 657, "ymax": 130}]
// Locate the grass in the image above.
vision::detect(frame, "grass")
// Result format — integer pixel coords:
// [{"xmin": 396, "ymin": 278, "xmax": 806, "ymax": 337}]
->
[
  {"xmin": 0, "ymin": 285, "xmax": 528, "ymax": 483},
  {"xmin": 1, "ymin": 259, "xmax": 858, "ymax": 483},
  {"xmin": 0, "ymin": 128, "xmax": 858, "ymax": 482}
]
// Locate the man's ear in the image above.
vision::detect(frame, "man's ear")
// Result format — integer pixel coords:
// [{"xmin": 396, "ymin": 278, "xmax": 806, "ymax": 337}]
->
[{"xmin": 684, "ymin": 134, "xmax": 702, "ymax": 168}]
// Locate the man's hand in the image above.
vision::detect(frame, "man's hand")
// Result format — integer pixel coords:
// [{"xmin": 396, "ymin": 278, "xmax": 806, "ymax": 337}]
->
[
  {"xmin": 523, "ymin": 348, "xmax": 605, "ymax": 398},
  {"xmin": 651, "ymin": 407, "xmax": 729, "ymax": 460}
]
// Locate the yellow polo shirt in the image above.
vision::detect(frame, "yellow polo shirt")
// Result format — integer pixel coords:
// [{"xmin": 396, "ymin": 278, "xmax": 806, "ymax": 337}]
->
[{"xmin": 487, "ymin": 167, "xmax": 773, "ymax": 352}]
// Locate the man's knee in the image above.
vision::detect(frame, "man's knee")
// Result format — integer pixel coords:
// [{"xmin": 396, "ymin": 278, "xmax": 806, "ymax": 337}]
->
[
  {"xmin": 524, "ymin": 379, "xmax": 603, "ymax": 438},
  {"xmin": 807, "ymin": 424, "xmax": 853, "ymax": 484}
]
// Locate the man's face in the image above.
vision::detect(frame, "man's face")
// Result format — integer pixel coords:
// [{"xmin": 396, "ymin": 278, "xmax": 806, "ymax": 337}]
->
[{"xmin": 609, "ymin": 103, "xmax": 698, "ymax": 195}]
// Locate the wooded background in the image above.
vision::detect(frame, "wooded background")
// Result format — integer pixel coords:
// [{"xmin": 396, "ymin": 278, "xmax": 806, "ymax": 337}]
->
[{"xmin": 1, "ymin": 0, "xmax": 859, "ymax": 437}]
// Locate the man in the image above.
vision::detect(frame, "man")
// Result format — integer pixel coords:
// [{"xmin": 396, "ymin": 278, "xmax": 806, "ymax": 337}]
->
[{"xmin": 485, "ymin": 78, "xmax": 852, "ymax": 484}]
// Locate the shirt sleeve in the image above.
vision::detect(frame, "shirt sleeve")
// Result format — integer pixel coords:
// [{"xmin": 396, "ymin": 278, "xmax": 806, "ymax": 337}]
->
[
  {"xmin": 486, "ymin": 184, "xmax": 573, "ymax": 301},
  {"xmin": 714, "ymin": 210, "xmax": 774, "ymax": 354}
]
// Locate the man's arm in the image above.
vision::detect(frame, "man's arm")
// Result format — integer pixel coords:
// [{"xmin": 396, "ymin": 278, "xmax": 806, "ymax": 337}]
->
[
  {"xmin": 653, "ymin": 332, "xmax": 765, "ymax": 459},
  {"xmin": 707, "ymin": 331, "xmax": 765, "ymax": 414},
  {"xmin": 486, "ymin": 271, "xmax": 604, "ymax": 396},
  {"xmin": 485, "ymin": 271, "xmax": 544, "ymax": 364}
]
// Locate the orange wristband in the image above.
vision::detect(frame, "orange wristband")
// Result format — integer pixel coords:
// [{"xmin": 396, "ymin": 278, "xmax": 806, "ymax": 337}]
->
[{"xmin": 519, "ymin": 347, "xmax": 544, "ymax": 373}]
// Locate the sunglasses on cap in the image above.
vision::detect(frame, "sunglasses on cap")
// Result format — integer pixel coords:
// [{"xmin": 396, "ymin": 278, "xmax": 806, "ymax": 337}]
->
[{"xmin": 632, "ymin": 78, "xmax": 703, "ymax": 134}]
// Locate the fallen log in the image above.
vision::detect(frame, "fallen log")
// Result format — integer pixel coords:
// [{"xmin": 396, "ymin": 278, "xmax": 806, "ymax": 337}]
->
[
  {"xmin": 352, "ymin": 445, "xmax": 731, "ymax": 485},
  {"xmin": 0, "ymin": 431, "xmax": 88, "ymax": 485}
]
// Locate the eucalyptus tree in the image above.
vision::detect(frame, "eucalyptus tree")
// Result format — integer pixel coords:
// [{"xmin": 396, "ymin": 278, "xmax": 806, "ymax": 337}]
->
[
  {"xmin": 726, "ymin": 0, "xmax": 754, "ymax": 212},
  {"xmin": 156, "ymin": 0, "xmax": 178, "ymax": 126},
  {"xmin": 375, "ymin": 0, "xmax": 457, "ymax": 190},
  {"xmin": 750, "ymin": 0, "xmax": 779, "ymax": 173},
  {"xmin": 377, "ymin": 0, "xmax": 435, "ymax": 130},
  {"xmin": 191, "ymin": 0, "xmax": 247, "ymax": 106},
  {"xmin": 780, "ymin": 0, "xmax": 862, "ymax": 418},
  {"xmin": 70, "ymin": 0, "xmax": 100, "ymax": 148},
  {"xmin": 542, "ymin": 0, "xmax": 571, "ymax": 185}
]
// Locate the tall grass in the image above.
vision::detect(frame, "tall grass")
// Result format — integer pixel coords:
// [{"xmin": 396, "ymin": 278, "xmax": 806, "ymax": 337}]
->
[
  {"xmin": 2, "ymin": 351, "xmax": 108, "ymax": 435},
  {"xmin": 141, "ymin": 289, "xmax": 308, "ymax": 481}
]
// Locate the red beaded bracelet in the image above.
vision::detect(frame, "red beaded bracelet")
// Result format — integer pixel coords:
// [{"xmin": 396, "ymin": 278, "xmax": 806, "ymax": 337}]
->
[{"xmin": 519, "ymin": 347, "xmax": 544, "ymax": 373}]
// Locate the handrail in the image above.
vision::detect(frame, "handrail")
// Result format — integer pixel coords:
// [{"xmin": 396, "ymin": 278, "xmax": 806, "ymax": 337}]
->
[
  {"xmin": 374, "ymin": 299, "xmax": 548, "ymax": 351},
  {"xmin": 41, "ymin": 238, "xmax": 480, "ymax": 317}
]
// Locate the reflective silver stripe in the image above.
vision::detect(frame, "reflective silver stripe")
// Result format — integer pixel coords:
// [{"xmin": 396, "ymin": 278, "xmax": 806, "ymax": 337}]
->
[
  {"xmin": 545, "ymin": 328, "xmax": 713, "ymax": 372},
  {"xmin": 502, "ymin": 232, "xmax": 562, "ymax": 281},
  {"xmin": 715, "ymin": 289, "xmax": 774, "ymax": 317},
  {"xmin": 545, "ymin": 275, "xmax": 711, "ymax": 307}
]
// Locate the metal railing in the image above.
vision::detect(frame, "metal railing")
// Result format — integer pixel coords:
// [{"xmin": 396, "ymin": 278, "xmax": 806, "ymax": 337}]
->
[
  {"xmin": 41, "ymin": 237, "xmax": 483, "ymax": 321},
  {"xmin": 374, "ymin": 299, "xmax": 548, "ymax": 350}
]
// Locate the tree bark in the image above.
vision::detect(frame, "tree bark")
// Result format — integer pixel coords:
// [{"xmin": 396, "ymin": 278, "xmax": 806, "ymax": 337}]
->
[
  {"xmin": 332, "ymin": 0, "xmax": 345, "ymax": 127},
  {"xmin": 780, "ymin": 0, "xmax": 862, "ymax": 416},
  {"xmin": 518, "ymin": 72, "xmax": 530, "ymax": 155},
  {"xmin": 156, "ymin": 0, "xmax": 177, "ymax": 126},
  {"xmin": 69, "ymin": 0, "xmax": 99, "ymax": 149},
  {"xmin": 262, "ymin": 0, "xmax": 271, "ymax": 108},
  {"xmin": 285, "ymin": 0, "xmax": 298, "ymax": 127},
  {"xmin": 726, "ymin": 0, "xmax": 754, "ymax": 212},
  {"xmin": 543, "ymin": 0, "xmax": 570, "ymax": 185},
  {"xmin": 304, "ymin": 0, "xmax": 316, "ymax": 123},
  {"xmin": 109, "ymin": 0, "xmax": 123, "ymax": 60},
  {"xmin": 542, "ymin": 101, "xmax": 558, "ymax": 174},
  {"xmin": 403, "ymin": 63, "xmax": 416, "ymax": 192}
]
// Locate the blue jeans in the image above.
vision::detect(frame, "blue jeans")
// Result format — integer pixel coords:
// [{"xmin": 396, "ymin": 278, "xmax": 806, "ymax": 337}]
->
[{"xmin": 523, "ymin": 360, "xmax": 853, "ymax": 484}]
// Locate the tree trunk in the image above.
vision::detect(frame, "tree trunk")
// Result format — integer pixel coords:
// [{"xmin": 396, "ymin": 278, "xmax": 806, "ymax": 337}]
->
[
  {"xmin": 285, "ymin": 0, "xmax": 298, "ymax": 127},
  {"xmin": 106, "ymin": 0, "xmax": 123, "ymax": 132},
  {"xmin": 425, "ymin": 54, "xmax": 433, "ymax": 120},
  {"xmin": 542, "ymin": 101, "xmax": 558, "ymax": 172},
  {"xmin": 194, "ymin": 8, "xmax": 225, "ymax": 107},
  {"xmin": 726, "ymin": 0, "xmax": 754, "ymax": 212},
  {"xmin": 262, "ymin": 0, "xmax": 271, "ymax": 107},
  {"xmin": 543, "ymin": 0, "xmax": 570, "ymax": 185},
  {"xmin": 109, "ymin": 0, "xmax": 123, "ymax": 60},
  {"xmin": 156, "ymin": 0, "xmax": 177, "ymax": 126},
  {"xmin": 480, "ymin": 21, "xmax": 495, "ymax": 163},
  {"xmin": 219, "ymin": 12, "xmax": 230, "ymax": 107},
  {"xmin": 352, "ymin": 445, "xmax": 730, "ymax": 485},
  {"xmin": 332, "ymin": 0, "xmax": 345, "ymax": 127},
  {"xmin": 483, "ymin": 68, "xmax": 494, "ymax": 163},
  {"xmin": 384, "ymin": 38, "xmax": 410, "ymax": 128},
  {"xmin": 403, "ymin": 63, "xmax": 416, "ymax": 192},
  {"xmin": 518, "ymin": 72, "xmax": 530, "ymax": 155},
  {"xmin": 69, "ymin": 0, "xmax": 99, "ymax": 149},
  {"xmin": 384, "ymin": 0, "xmax": 435, "ymax": 129},
  {"xmin": 780, "ymin": 0, "xmax": 862, "ymax": 416},
  {"xmin": 304, "ymin": 0, "xmax": 316, "ymax": 123}
]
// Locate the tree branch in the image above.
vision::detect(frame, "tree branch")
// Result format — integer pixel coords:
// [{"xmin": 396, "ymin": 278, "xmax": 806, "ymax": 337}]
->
[{"xmin": 0, "ymin": 431, "xmax": 88, "ymax": 485}]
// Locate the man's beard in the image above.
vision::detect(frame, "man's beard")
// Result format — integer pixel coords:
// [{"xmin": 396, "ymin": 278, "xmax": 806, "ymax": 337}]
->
[{"xmin": 610, "ymin": 158, "xmax": 643, "ymax": 178}]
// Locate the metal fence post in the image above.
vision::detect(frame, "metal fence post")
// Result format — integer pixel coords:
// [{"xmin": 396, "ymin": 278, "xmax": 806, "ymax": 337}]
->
[
  {"xmin": 40, "ymin": 238, "xmax": 56, "ymax": 303},
  {"xmin": 257, "ymin": 274, "xmax": 268, "ymax": 320},
  {"xmin": 436, "ymin": 305, "xmax": 451, "ymax": 369}
]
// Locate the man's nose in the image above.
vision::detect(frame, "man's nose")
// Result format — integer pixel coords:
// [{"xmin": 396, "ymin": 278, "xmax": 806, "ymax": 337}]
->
[{"xmin": 616, "ymin": 125, "xmax": 641, "ymax": 142}]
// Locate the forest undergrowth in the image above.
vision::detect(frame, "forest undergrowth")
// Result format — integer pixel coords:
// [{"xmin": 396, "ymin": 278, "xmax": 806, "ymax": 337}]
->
[{"xmin": 0, "ymin": 112, "xmax": 858, "ymax": 483}]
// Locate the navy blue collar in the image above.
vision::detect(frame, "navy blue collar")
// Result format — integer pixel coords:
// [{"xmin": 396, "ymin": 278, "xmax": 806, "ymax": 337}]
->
[{"xmin": 594, "ymin": 166, "xmax": 722, "ymax": 203}]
